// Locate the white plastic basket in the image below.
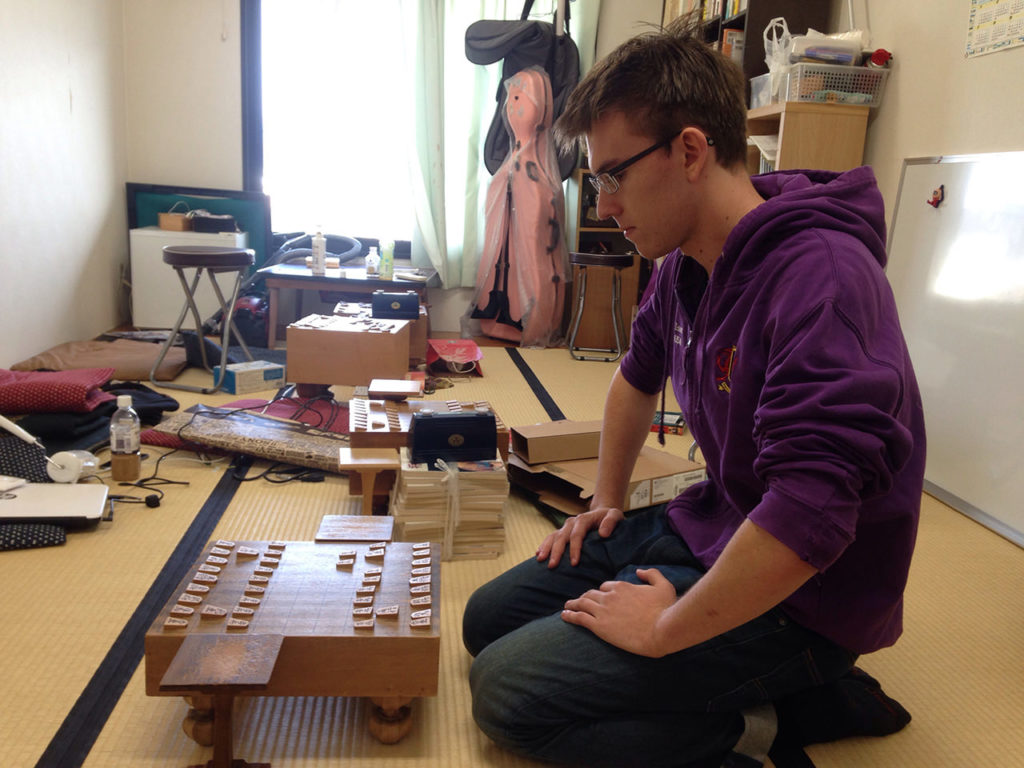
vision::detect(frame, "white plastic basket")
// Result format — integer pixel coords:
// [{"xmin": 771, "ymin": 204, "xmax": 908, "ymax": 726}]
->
[{"xmin": 786, "ymin": 63, "xmax": 888, "ymax": 107}]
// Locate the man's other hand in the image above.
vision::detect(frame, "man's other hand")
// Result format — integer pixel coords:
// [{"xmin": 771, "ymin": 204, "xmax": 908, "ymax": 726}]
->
[{"xmin": 536, "ymin": 506, "xmax": 625, "ymax": 568}]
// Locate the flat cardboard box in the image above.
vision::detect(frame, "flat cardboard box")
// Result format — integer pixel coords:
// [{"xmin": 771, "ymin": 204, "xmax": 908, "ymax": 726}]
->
[
  {"xmin": 368, "ymin": 378, "xmax": 424, "ymax": 400},
  {"xmin": 509, "ymin": 419, "xmax": 603, "ymax": 465},
  {"xmin": 508, "ymin": 445, "xmax": 706, "ymax": 516},
  {"xmin": 286, "ymin": 313, "xmax": 410, "ymax": 386}
]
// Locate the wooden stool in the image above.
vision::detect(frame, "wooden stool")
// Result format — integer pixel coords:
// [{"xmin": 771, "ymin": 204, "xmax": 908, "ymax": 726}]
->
[
  {"xmin": 567, "ymin": 252, "xmax": 635, "ymax": 362},
  {"xmin": 149, "ymin": 245, "xmax": 256, "ymax": 394}
]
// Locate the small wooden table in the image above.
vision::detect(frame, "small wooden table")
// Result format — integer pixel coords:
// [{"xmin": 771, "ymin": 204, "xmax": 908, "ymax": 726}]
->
[
  {"xmin": 259, "ymin": 263, "xmax": 430, "ymax": 348},
  {"xmin": 145, "ymin": 537, "xmax": 440, "ymax": 762}
]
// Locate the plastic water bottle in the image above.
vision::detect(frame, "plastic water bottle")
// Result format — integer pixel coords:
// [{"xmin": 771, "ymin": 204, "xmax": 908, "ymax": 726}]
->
[
  {"xmin": 365, "ymin": 246, "xmax": 380, "ymax": 277},
  {"xmin": 109, "ymin": 395, "xmax": 141, "ymax": 482},
  {"xmin": 311, "ymin": 228, "xmax": 327, "ymax": 275},
  {"xmin": 379, "ymin": 240, "xmax": 394, "ymax": 280}
]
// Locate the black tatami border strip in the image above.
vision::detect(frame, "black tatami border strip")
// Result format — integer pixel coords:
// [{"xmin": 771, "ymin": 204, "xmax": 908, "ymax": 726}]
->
[
  {"xmin": 504, "ymin": 347, "xmax": 565, "ymax": 421},
  {"xmin": 34, "ymin": 455, "xmax": 252, "ymax": 768}
]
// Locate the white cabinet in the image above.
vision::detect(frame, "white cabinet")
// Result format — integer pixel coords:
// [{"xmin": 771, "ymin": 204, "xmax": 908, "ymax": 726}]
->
[{"xmin": 129, "ymin": 227, "xmax": 249, "ymax": 328}]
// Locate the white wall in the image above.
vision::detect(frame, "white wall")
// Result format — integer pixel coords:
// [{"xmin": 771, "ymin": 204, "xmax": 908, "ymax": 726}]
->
[
  {"xmin": 595, "ymin": 0, "xmax": 664, "ymax": 57},
  {"xmin": 123, "ymin": 0, "xmax": 243, "ymax": 188},
  {"xmin": 832, "ymin": 0, "xmax": 1024, "ymax": 223},
  {"xmin": 0, "ymin": 0, "xmax": 128, "ymax": 366}
]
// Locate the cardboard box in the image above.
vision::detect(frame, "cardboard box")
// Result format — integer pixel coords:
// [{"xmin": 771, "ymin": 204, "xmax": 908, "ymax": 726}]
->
[
  {"xmin": 334, "ymin": 301, "xmax": 429, "ymax": 367},
  {"xmin": 651, "ymin": 411, "xmax": 687, "ymax": 436},
  {"xmin": 509, "ymin": 419, "xmax": 603, "ymax": 465},
  {"xmin": 508, "ymin": 445, "xmax": 706, "ymax": 517},
  {"xmin": 212, "ymin": 360, "xmax": 285, "ymax": 394},
  {"xmin": 286, "ymin": 313, "xmax": 410, "ymax": 386},
  {"xmin": 158, "ymin": 211, "xmax": 192, "ymax": 231}
]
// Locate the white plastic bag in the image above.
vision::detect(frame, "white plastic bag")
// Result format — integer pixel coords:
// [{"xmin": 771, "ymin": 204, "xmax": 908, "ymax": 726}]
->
[
  {"xmin": 789, "ymin": 28, "xmax": 867, "ymax": 65},
  {"xmin": 763, "ymin": 17, "xmax": 791, "ymax": 100}
]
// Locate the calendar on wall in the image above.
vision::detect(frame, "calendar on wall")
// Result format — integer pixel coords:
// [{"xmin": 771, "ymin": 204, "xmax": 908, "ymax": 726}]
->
[{"xmin": 966, "ymin": 0, "xmax": 1024, "ymax": 57}]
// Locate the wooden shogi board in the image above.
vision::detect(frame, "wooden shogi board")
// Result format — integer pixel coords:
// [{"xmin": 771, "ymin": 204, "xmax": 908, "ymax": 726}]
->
[{"xmin": 144, "ymin": 539, "xmax": 440, "ymax": 701}]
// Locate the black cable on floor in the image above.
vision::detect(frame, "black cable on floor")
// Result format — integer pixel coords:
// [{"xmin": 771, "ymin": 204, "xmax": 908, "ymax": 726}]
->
[{"xmin": 33, "ymin": 454, "xmax": 253, "ymax": 768}]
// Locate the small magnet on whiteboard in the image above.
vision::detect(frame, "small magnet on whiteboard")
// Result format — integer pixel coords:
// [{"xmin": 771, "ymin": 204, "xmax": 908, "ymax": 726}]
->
[{"xmin": 927, "ymin": 185, "xmax": 944, "ymax": 208}]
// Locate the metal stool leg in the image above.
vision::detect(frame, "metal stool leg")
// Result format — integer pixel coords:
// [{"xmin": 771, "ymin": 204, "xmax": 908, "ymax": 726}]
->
[
  {"xmin": 149, "ymin": 269, "xmax": 205, "ymax": 389},
  {"xmin": 206, "ymin": 269, "xmax": 253, "ymax": 392},
  {"xmin": 567, "ymin": 265, "xmax": 589, "ymax": 361},
  {"xmin": 569, "ymin": 264, "xmax": 627, "ymax": 362},
  {"xmin": 150, "ymin": 265, "xmax": 253, "ymax": 394},
  {"xmin": 609, "ymin": 267, "xmax": 625, "ymax": 358}
]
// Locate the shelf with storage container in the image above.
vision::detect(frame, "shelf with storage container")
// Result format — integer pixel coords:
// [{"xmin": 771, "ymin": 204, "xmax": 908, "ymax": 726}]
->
[
  {"xmin": 746, "ymin": 100, "xmax": 869, "ymax": 173},
  {"xmin": 662, "ymin": 1, "xmax": 829, "ymax": 106}
]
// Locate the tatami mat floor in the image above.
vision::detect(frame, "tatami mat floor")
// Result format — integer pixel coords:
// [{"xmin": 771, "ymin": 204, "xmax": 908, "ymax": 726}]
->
[{"xmin": 2, "ymin": 348, "xmax": 1021, "ymax": 768}]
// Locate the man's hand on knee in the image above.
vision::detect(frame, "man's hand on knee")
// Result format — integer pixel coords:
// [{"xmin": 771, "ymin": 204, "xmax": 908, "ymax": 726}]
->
[
  {"xmin": 561, "ymin": 567, "xmax": 677, "ymax": 656},
  {"xmin": 536, "ymin": 506, "xmax": 624, "ymax": 568}
]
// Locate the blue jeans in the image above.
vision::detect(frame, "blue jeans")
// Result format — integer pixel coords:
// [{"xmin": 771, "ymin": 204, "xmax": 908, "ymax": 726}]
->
[{"xmin": 463, "ymin": 509, "xmax": 856, "ymax": 768}]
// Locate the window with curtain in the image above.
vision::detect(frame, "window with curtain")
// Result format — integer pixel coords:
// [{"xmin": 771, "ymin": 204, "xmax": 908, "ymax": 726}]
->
[
  {"xmin": 260, "ymin": 1, "xmax": 416, "ymax": 243},
  {"xmin": 244, "ymin": 0, "xmax": 599, "ymax": 288}
]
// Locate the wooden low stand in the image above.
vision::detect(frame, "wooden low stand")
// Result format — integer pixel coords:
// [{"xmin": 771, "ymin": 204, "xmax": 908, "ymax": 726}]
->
[
  {"xmin": 160, "ymin": 633, "xmax": 282, "ymax": 768},
  {"xmin": 144, "ymin": 531, "xmax": 440, "ymax": 766},
  {"xmin": 337, "ymin": 446, "xmax": 401, "ymax": 516}
]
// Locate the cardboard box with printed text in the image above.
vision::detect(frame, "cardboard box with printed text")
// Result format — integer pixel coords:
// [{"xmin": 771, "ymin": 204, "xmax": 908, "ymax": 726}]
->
[{"xmin": 508, "ymin": 444, "xmax": 706, "ymax": 517}]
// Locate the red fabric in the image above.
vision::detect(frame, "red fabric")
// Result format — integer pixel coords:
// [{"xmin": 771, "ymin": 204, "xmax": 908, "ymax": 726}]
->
[
  {"xmin": 141, "ymin": 397, "xmax": 349, "ymax": 450},
  {"xmin": 0, "ymin": 368, "xmax": 116, "ymax": 414}
]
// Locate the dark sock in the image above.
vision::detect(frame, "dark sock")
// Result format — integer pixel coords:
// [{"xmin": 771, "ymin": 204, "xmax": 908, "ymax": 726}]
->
[{"xmin": 774, "ymin": 667, "xmax": 912, "ymax": 747}]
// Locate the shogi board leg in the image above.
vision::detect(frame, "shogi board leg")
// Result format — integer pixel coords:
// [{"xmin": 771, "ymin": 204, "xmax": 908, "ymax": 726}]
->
[{"xmin": 368, "ymin": 696, "xmax": 415, "ymax": 744}]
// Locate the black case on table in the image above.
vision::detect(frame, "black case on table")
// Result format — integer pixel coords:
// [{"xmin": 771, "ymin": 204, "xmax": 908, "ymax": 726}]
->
[{"xmin": 409, "ymin": 411, "xmax": 497, "ymax": 467}]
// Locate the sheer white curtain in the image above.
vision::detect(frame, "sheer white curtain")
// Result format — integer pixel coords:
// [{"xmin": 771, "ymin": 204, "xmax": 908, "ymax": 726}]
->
[{"xmin": 261, "ymin": 0, "xmax": 600, "ymax": 288}]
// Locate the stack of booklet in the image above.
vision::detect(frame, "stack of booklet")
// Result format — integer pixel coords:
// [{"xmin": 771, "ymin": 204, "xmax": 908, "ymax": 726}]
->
[{"xmin": 390, "ymin": 448, "xmax": 508, "ymax": 560}]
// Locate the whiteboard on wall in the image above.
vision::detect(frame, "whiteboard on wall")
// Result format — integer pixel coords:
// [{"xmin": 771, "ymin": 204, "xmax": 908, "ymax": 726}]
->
[{"xmin": 886, "ymin": 153, "xmax": 1024, "ymax": 547}]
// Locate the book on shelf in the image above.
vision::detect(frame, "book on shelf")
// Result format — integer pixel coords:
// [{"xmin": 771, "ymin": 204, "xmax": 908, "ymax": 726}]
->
[{"xmin": 721, "ymin": 28, "xmax": 745, "ymax": 65}]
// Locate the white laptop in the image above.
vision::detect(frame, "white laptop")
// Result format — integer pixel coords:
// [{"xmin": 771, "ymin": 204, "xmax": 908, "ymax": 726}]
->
[{"xmin": 0, "ymin": 482, "xmax": 109, "ymax": 527}]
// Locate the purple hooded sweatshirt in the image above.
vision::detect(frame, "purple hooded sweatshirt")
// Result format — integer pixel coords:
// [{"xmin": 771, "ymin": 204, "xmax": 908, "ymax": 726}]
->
[{"xmin": 620, "ymin": 166, "xmax": 926, "ymax": 655}]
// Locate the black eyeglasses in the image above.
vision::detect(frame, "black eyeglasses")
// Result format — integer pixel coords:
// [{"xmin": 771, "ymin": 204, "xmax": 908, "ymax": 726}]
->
[{"xmin": 589, "ymin": 129, "xmax": 714, "ymax": 195}]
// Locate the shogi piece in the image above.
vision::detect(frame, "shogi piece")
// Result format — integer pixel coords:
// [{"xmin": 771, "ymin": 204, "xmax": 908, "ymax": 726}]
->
[
  {"xmin": 335, "ymin": 301, "xmax": 430, "ymax": 367},
  {"xmin": 286, "ymin": 314, "xmax": 410, "ymax": 386}
]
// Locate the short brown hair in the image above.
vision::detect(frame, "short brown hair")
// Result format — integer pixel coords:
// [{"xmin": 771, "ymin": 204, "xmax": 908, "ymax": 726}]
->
[{"xmin": 554, "ymin": 13, "xmax": 748, "ymax": 169}]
